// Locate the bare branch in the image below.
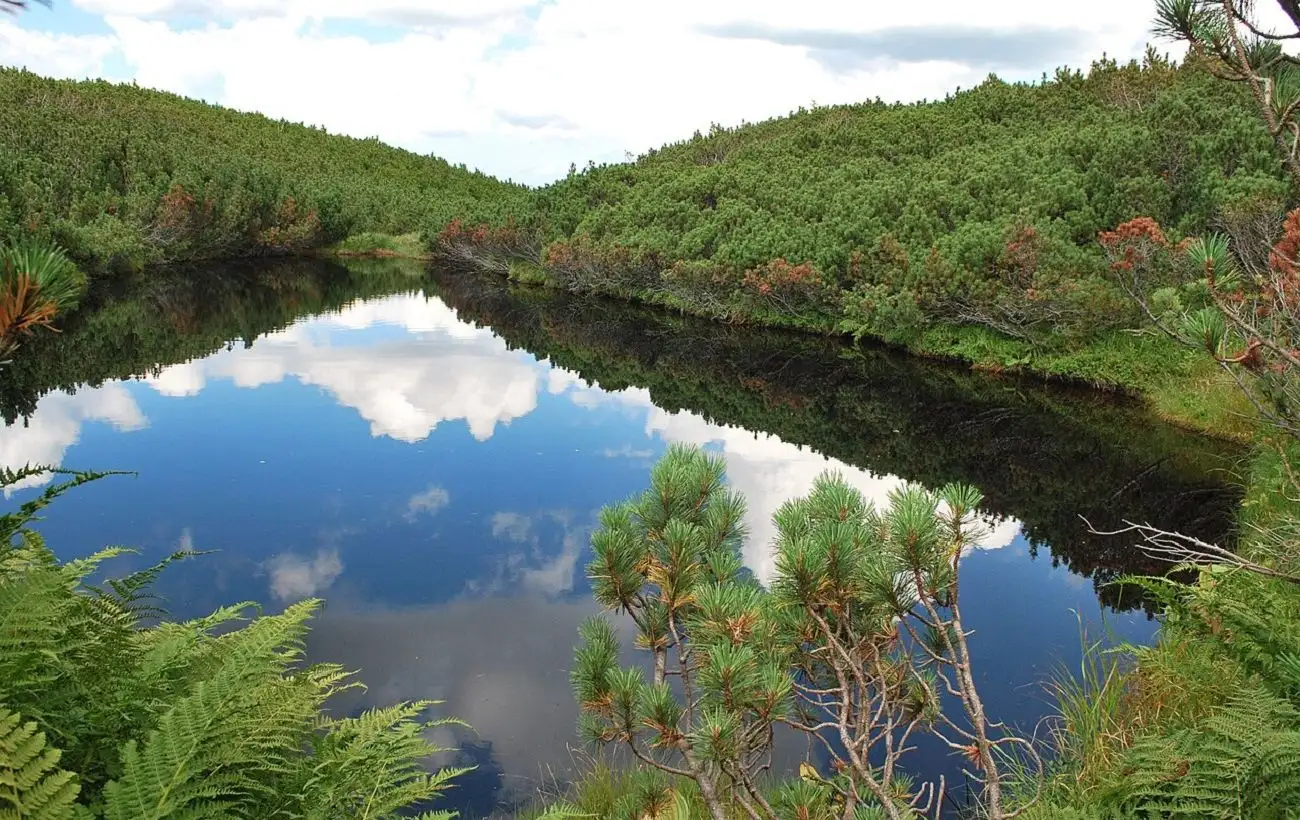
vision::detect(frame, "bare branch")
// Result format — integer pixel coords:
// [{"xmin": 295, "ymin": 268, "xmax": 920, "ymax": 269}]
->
[{"xmin": 1082, "ymin": 517, "xmax": 1300, "ymax": 584}]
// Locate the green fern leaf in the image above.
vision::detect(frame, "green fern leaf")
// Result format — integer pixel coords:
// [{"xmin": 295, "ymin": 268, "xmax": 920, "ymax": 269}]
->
[
  {"xmin": 1112, "ymin": 686, "xmax": 1300, "ymax": 817},
  {"xmin": 102, "ymin": 600, "xmax": 323, "ymax": 820},
  {"xmin": 0, "ymin": 707, "xmax": 79, "ymax": 820},
  {"xmin": 294, "ymin": 701, "xmax": 472, "ymax": 820}
]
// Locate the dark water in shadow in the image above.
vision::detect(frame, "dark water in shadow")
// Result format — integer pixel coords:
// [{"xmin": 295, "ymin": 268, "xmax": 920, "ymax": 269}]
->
[{"xmin": 0, "ymin": 258, "xmax": 1244, "ymax": 816}]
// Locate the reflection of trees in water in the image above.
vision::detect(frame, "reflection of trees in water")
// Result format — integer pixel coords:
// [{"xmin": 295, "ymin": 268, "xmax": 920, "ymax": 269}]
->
[
  {"xmin": 430, "ymin": 268, "xmax": 1245, "ymax": 614},
  {"xmin": 0, "ymin": 258, "xmax": 1245, "ymax": 613},
  {"xmin": 0, "ymin": 257, "xmax": 424, "ymax": 423}
]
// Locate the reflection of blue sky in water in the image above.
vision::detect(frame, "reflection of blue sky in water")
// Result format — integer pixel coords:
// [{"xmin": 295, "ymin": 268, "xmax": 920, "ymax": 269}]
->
[{"xmin": 0, "ymin": 291, "xmax": 1153, "ymax": 810}]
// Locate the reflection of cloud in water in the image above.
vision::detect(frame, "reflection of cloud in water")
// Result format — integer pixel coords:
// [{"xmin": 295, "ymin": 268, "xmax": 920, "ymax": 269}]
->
[
  {"xmin": 966, "ymin": 516, "xmax": 1023, "ymax": 555},
  {"xmin": 6, "ymin": 293, "xmax": 550, "ymax": 491},
  {"xmin": 490, "ymin": 512, "xmax": 532, "ymax": 543},
  {"xmin": 599, "ymin": 444, "xmax": 655, "ymax": 460},
  {"xmin": 145, "ymin": 360, "xmax": 206, "ymax": 397},
  {"xmin": 307, "ymin": 596, "xmax": 625, "ymax": 804},
  {"xmin": 143, "ymin": 294, "xmax": 545, "ymax": 443},
  {"xmin": 0, "ymin": 384, "xmax": 147, "ymax": 495},
  {"xmin": 405, "ymin": 485, "xmax": 450, "ymax": 521},
  {"xmin": 265, "ymin": 548, "xmax": 344, "ymax": 602},
  {"xmin": 556, "ymin": 385, "xmax": 1022, "ymax": 584},
  {"xmin": 519, "ymin": 525, "xmax": 585, "ymax": 598},
  {"xmin": 312, "ymin": 595, "xmax": 808, "ymax": 809},
  {"xmin": 474, "ymin": 511, "xmax": 586, "ymax": 598},
  {"xmin": 5, "ymin": 291, "xmax": 1021, "ymax": 585}
]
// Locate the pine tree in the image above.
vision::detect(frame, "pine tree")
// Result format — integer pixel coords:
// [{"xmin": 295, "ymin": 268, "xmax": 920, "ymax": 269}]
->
[{"xmin": 572, "ymin": 445, "xmax": 1035, "ymax": 820}]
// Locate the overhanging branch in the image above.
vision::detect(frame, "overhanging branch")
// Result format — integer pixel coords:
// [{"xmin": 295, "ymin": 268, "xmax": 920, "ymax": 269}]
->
[{"xmin": 1082, "ymin": 517, "xmax": 1300, "ymax": 585}]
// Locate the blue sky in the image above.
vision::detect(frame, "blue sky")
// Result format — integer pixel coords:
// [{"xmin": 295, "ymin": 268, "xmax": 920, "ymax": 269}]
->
[{"xmin": 3, "ymin": 0, "xmax": 1173, "ymax": 185}]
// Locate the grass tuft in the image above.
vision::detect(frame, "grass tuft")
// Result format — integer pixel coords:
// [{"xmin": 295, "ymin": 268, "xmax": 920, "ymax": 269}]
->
[{"xmin": 329, "ymin": 232, "xmax": 427, "ymax": 259}]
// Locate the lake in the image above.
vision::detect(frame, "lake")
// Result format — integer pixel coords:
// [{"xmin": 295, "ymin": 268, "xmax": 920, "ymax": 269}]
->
[{"xmin": 0, "ymin": 257, "xmax": 1244, "ymax": 816}]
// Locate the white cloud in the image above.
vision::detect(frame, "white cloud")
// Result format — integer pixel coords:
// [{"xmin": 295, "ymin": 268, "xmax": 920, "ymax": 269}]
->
[
  {"xmin": 72, "ymin": 0, "xmax": 536, "ymax": 24},
  {"xmin": 0, "ymin": 383, "xmax": 147, "ymax": 495},
  {"xmin": 0, "ymin": 22, "xmax": 119, "ymax": 80},
  {"xmin": 405, "ymin": 484, "xmax": 450, "ymax": 521},
  {"xmin": 4, "ymin": 1, "xmax": 1196, "ymax": 184},
  {"xmin": 265, "ymin": 547, "xmax": 343, "ymax": 601}
]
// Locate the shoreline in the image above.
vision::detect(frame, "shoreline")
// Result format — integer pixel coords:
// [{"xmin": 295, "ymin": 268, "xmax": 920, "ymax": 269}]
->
[
  {"xmin": 77, "ymin": 232, "xmax": 1254, "ymax": 446},
  {"xmin": 432, "ymin": 249, "xmax": 1254, "ymax": 446}
]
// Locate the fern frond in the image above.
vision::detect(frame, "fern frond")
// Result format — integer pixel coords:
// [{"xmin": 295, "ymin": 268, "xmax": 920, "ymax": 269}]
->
[
  {"xmin": 56, "ymin": 546, "xmax": 131, "ymax": 582},
  {"xmin": 1111, "ymin": 686, "xmax": 1300, "ymax": 816},
  {"xmin": 87, "ymin": 549, "xmax": 198, "ymax": 624},
  {"xmin": 2, "ymin": 465, "xmax": 473, "ymax": 820},
  {"xmin": 102, "ymin": 600, "xmax": 324, "ymax": 820},
  {"xmin": 130, "ymin": 604, "xmax": 258, "ymax": 693},
  {"xmin": 293, "ymin": 700, "xmax": 473, "ymax": 820},
  {"xmin": 0, "ymin": 566, "xmax": 87, "ymax": 708},
  {"xmin": 0, "ymin": 707, "xmax": 80, "ymax": 820},
  {"xmin": 0, "ymin": 466, "xmax": 55, "ymax": 495}
]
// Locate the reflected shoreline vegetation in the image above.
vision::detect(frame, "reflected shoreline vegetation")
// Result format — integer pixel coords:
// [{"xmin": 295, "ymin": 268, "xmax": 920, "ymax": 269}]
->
[
  {"xmin": 430, "ymin": 265, "xmax": 1243, "ymax": 611},
  {"xmin": 1, "ymin": 257, "xmax": 1244, "ymax": 612}
]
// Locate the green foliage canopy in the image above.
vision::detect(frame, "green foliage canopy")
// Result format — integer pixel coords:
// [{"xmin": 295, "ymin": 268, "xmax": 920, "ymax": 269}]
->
[{"xmin": 437, "ymin": 53, "xmax": 1294, "ymax": 354}]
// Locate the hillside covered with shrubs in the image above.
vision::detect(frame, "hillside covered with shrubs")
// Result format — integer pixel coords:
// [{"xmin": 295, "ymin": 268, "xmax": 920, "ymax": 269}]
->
[
  {"xmin": 0, "ymin": 67, "xmax": 530, "ymax": 271},
  {"xmin": 7, "ymin": 50, "xmax": 1289, "ymax": 385},
  {"xmin": 437, "ymin": 52, "xmax": 1291, "ymax": 394}
]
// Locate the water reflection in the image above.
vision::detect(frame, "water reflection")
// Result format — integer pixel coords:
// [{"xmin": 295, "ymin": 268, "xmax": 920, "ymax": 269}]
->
[
  {"xmin": 144, "ymin": 296, "xmax": 546, "ymax": 442},
  {"xmin": 308, "ymin": 596, "xmax": 616, "ymax": 814},
  {"xmin": 433, "ymin": 267, "xmax": 1243, "ymax": 610},
  {"xmin": 0, "ymin": 259, "xmax": 1244, "ymax": 814},
  {"xmin": 0, "ymin": 383, "xmax": 147, "ymax": 495}
]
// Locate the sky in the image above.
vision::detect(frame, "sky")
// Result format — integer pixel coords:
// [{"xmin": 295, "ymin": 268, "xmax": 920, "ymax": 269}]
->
[{"xmin": 2, "ymin": 0, "xmax": 1173, "ymax": 185}]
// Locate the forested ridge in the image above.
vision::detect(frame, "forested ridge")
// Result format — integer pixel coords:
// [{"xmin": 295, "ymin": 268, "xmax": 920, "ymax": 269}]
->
[
  {"xmin": 536, "ymin": 54, "xmax": 1281, "ymax": 266},
  {"xmin": 0, "ymin": 67, "xmax": 528, "ymax": 271}
]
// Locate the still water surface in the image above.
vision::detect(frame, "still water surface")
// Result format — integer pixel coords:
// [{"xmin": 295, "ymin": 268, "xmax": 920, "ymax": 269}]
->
[{"xmin": 0, "ymin": 259, "xmax": 1243, "ymax": 815}]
